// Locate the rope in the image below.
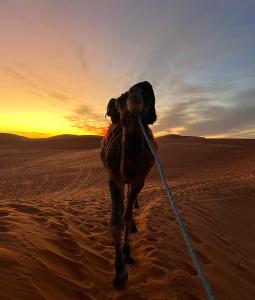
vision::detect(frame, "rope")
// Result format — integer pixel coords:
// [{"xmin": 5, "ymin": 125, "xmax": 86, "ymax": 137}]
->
[{"xmin": 137, "ymin": 116, "xmax": 216, "ymax": 300}]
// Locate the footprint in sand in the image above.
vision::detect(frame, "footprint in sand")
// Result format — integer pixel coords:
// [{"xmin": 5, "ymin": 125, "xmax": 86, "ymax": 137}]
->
[
  {"xmin": 0, "ymin": 220, "xmax": 14, "ymax": 232},
  {"xmin": 0, "ymin": 210, "xmax": 11, "ymax": 217},
  {"xmin": 183, "ymin": 261, "xmax": 197, "ymax": 276},
  {"xmin": 175, "ymin": 248, "xmax": 185, "ymax": 256},
  {"xmin": 93, "ymin": 244, "xmax": 106, "ymax": 251},
  {"xmin": 36, "ymin": 248, "xmax": 90, "ymax": 283},
  {"xmin": 217, "ymin": 235, "xmax": 232, "ymax": 247},
  {"xmin": 235, "ymin": 262, "xmax": 254, "ymax": 284},
  {"xmin": 195, "ymin": 249, "xmax": 212, "ymax": 265},
  {"xmin": 189, "ymin": 232, "xmax": 205, "ymax": 245},
  {"xmin": 147, "ymin": 236, "xmax": 158, "ymax": 243},
  {"xmin": 9, "ymin": 203, "xmax": 42, "ymax": 215},
  {"xmin": 88, "ymin": 236, "xmax": 98, "ymax": 242},
  {"xmin": 149, "ymin": 264, "xmax": 167, "ymax": 279},
  {"xmin": 182, "ymin": 291, "xmax": 200, "ymax": 300},
  {"xmin": 0, "ymin": 225, "xmax": 10, "ymax": 232},
  {"xmin": 78, "ymin": 223, "xmax": 94, "ymax": 234},
  {"xmin": 31, "ymin": 215, "xmax": 49, "ymax": 225},
  {"xmin": 217, "ymin": 236, "xmax": 237, "ymax": 254},
  {"xmin": 44, "ymin": 235, "xmax": 82, "ymax": 257},
  {"xmin": 46, "ymin": 220, "xmax": 69, "ymax": 232},
  {"xmin": 144, "ymin": 245, "xmax": 155, "ymax": 255}
]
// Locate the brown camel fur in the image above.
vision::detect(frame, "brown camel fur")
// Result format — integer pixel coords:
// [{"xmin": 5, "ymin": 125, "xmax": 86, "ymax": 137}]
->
[{"xmin": 100, "ymin": 83, "xmax": 157, "ymax": 287}]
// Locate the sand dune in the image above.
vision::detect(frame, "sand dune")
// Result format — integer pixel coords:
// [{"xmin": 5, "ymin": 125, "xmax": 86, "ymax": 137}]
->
[
  {"xmin": 0, "ymin": 136, "xmax": 254, "ymax": 299},
  {"xmin": 0, "ymin": 133, "xmax": 101, "ymax": 150}
]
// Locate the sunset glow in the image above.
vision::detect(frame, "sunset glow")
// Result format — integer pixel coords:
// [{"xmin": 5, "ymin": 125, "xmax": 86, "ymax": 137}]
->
[{"xmin": 0, "ymin": 1, "xmax": 255, "ymax": 138}]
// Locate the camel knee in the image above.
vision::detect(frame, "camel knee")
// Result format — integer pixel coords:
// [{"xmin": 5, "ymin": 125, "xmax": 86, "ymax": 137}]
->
[
  {"xmin": 122, "ymin": 216, "xmax": 137, "ymax": 234},
  {"xmin": 110, "ymin": 220, "xmax": 122, "ymax": 238},
  {"xmin": 122, "ymin": 212, "xmax": 132, "ymax": 228}
]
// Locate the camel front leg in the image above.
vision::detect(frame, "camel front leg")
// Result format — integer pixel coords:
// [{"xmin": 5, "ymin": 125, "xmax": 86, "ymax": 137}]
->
[
  {"xmin": 127, "ymin": 184, "xmax": 138, "ymax": 233},
  {"xmin": 123, "ymin": 180, "xmax": 144, "ymax": 264},
  {"xmin": 109, "ymin": 178, "xmax": 127, "ymax": 287}
]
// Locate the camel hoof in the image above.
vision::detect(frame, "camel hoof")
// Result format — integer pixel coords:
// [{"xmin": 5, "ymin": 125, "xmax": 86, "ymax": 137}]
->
[{"xmin": 113, "ymin": 272, "xmax": 128, "ymax": 288}]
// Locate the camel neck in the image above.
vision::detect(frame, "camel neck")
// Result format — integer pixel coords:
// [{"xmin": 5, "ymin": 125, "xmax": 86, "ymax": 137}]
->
[{"xmin": 120, "ymin": 120, "xmax": 145, "ymax": 180}]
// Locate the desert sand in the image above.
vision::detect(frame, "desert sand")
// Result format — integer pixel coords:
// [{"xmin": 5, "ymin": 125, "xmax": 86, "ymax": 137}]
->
[{"xmin": 0, "ymin": 134, "xmax": 254, "ymax": 300}]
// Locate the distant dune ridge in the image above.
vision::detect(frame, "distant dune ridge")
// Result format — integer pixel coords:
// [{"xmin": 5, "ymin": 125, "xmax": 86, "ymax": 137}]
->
[
  {"xmin": 0, "ymin": 133, "xmax": 102, "ymax": 150},
  {"xmin": 0, "ymin": 133, "xmax": 255, "ymax": 299},
  {"xmin": 1, "ymin": 132, "xmax": 254, "ymax": 150}
]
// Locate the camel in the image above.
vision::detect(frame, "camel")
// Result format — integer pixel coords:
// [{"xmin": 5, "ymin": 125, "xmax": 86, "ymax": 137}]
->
[{"xmin": 100, "ymin": 81, "xmax": 157, "ymax": 287}]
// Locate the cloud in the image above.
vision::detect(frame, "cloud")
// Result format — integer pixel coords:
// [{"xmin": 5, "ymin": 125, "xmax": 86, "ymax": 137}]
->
[
  {"xmin": 4, "ymin": 66, "xmax": 35, "ymax": 87},
  {"xmin": 73, "ymin": 104, "xmax": 99, "ymax": 118},
  {"xmin": 47, "ymin": 90, "xmax": 74, "ymax": 102},
  {"xmin": 65, "ymin": 104, "xmax": 108, "ymax": 135},
  {"xmin": 187, "ymin": 104, "xmax": 255, "ymax": 136},
  {"xmin": 75, "ymin": 44, "xmax": 88, "ymax": 71},
  {"xmin": 233, "ymin": 86, "xmax": 255, "ymax": 104},
  {"xmin": 3, "ymin": 66, "xmax": 75, "ymax": 103},
  {"xmin": 1, "ymin": 1, "xmax": 255, "ymax": 138},
  {"xmin": 156, "ymin": 85, "xmax": 255, "ymax": 137}
]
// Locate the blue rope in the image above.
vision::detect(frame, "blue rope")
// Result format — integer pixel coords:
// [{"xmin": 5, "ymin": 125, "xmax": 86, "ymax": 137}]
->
[{"xmin": 138, "ymin": 117, "xmax": 216, "ymax": 300}]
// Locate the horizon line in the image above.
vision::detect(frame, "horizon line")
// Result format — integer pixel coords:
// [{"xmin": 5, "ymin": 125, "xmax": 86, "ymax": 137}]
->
[{"xmin": 1, "ymin": 131, "xmax": 254, "ymax": 141}]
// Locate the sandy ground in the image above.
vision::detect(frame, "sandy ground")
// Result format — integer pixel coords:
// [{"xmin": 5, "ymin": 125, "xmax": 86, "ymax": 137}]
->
[{"xmin": 0, "ymin": 137, "xmax": 254, "ymax": 300}]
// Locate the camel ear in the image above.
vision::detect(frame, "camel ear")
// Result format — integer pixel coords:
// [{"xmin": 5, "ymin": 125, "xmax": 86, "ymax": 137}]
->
[
  {"xmin": 131, "ymin": 81, "xmax": 157, "ymax": 124},
  {"xmin": 106, "ymin": 98, "xmax": 119, "ymax": 123}
]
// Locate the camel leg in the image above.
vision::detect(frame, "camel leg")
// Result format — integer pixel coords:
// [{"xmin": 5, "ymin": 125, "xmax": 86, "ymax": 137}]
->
[
  {"xmin": 123, "ymin": 180, "xmax": 144, "ymax": 264},
  {"xmin": 127, "ymin": 184, "xmax": 138, "ymax": 233},
  {"xmin": 109, "ymin": 178, "xmax": 128, "ymax": 287},
  {"xmin": 121, "ymin": 188, "xmax": 125, "ymax": 231}
]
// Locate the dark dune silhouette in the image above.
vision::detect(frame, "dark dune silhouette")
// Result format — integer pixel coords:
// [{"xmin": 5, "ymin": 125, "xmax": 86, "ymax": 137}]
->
[
  {"xmin": 0, "ymin": 133, "xmax": 29, "ymax": 141},
  {"xmin": 0, "ymin": 133, "xmax": 102, "ymax": 150},
  {"xmin": 157, "ymin": 133, "xmax": 206, "ymax": 140}
]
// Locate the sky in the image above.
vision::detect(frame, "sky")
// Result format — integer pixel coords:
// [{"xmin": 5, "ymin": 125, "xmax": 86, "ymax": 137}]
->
[{"xmin": 0, "ymin": 0, "xmax": 255, "ymax": 138}]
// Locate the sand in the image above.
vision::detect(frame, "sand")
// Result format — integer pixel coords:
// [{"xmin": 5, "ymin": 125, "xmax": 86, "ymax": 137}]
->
[{"xmin": 0, "ymin": 136, "xmax": 254, "ymax": 299}]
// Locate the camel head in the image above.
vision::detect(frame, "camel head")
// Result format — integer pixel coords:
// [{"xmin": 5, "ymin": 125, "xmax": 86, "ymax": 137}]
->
[
  {"xmin": 126, "ymin": 86, "xmax": 144, "ymax": 115},
  {"xmin": 116, "ymin": 86, "xmax": 145, "ymax": 125},
  {"xmin": 105, "ymin": 81, "xmax": 157, "ymax": 125}
]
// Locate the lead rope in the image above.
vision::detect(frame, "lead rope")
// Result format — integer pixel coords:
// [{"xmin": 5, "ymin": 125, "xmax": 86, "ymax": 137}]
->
[{"xmin": 137, "ymin": 116, "xmax": 216, "ymax": 300}]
